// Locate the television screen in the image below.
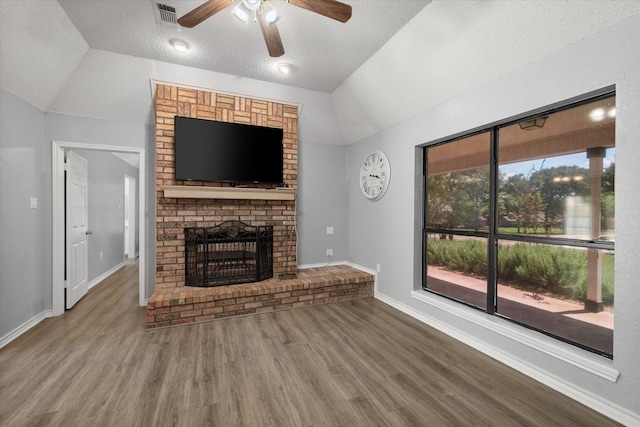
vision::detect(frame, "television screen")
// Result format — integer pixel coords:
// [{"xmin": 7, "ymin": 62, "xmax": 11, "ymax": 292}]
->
[{"xmin": 174, "ymin": 116, "xmax": 284, "ymax": 185}]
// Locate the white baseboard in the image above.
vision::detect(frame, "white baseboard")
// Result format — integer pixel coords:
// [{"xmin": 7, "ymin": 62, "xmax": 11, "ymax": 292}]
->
[
  {"xmin": 0, "ymin": 310, "xmax": 53, "ymax": 349},
  {"xmin": 88, "ymin": 262, "xmax": 125, "ymax": 290},
  {"xmin": 298, "ymin": 260, "xmax": 374, "ymax": 274},
  {"xmin": 374, "ymin": 290, "xmax": 639, "ymax": 426},
  {"xmin": 297, "ymin": 261, "xmax": 341, "ymax": 269}
]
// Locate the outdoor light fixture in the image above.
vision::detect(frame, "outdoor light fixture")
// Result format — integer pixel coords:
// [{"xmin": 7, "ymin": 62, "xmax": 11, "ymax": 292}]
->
[
  {"xmin": 589, "ymin": 108, "xmax": 606, "ymax": 121},
  {"xmin": 519, "ymin": 116, "xmax": 548, "ymax": 130},
  {"xmin": 553, "ymin": 175, "xmax": 584, "ymax": 183},
  {"xmin": 170, "ymin": 38, "xmax": 190, "ymax": 52},
  {"xmin": 589, "ymin": 106, "xmax": 616, "ymax": 121}
]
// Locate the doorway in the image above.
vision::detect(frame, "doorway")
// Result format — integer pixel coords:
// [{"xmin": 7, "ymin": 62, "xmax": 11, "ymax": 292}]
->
[{"xmin": 52, "ymin": 141, "xmax": 146, "ymax": 316}]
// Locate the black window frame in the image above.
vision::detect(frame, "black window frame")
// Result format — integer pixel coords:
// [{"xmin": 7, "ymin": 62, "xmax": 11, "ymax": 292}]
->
[{"xmin": 422, "ymin": 89, "xmax": 616, "ymax": 358}]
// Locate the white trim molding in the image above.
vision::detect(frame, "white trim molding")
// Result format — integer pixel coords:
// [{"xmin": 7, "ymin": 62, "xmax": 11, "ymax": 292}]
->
[
  {"xmin": 52, "ymin": 141, "xmax": 147, "ymax": 316},
  {"xmin": 372, "ymin": 290, "xmax": 639, "ymax": 426},
  {"xmin": 88, "ymin": 262, "xmax": 125, "ymax": 290},
  {"xmin": 0, "ymin": 310, "xmax": 53, "ymax": 349},
  {"xmin": 407, "ymin": 290, "xmax": 619, "ymax": 382}
]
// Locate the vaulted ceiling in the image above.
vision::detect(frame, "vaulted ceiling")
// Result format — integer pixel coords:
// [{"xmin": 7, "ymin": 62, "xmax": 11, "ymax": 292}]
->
[{"xmin": 1, "ymin": 1, "xmax": 639, "ymax": 144}]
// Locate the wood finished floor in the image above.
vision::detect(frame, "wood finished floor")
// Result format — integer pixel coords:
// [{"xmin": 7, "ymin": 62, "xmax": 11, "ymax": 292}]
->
[{"xmin": 0, "ymin": 261, "xmax": 620, "ymax": 426}]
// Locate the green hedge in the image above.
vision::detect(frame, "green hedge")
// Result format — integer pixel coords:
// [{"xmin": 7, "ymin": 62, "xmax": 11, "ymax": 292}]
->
[
  {"xmin": 427, "ymin": 238, "xmax": 614, "ymax": 306},
  {"xmin": 427, "ymin": 238, "xmax": 487, "ymax": 277}
]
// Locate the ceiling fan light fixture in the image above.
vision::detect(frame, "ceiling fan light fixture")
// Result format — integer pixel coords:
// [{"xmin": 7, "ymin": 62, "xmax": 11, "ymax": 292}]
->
[
  {"xmin": 262, "ymin": 1, "xmax": 280, "ymax": 25},
  {"xmin": 232, "ymin": 2, "xmax": 253, "ymax": 23},
  {"xmin": 243, "ymin": 0, "xmax": 261, "ymax": 11}
]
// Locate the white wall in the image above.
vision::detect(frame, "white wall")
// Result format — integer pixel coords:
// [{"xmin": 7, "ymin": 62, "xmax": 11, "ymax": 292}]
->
[{"xmin": 345, "ymin": 15, "xmax": 640, "ymax": 418}]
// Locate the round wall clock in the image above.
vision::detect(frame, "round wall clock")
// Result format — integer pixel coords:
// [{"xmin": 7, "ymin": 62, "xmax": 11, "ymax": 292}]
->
[{"xmin": 359, "ymin": 150, "xmax": 390, "ymax": 201}]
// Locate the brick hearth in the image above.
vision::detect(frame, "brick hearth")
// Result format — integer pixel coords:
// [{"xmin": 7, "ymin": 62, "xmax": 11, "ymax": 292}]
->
[{"xmin": 146, "ymin": 265, "xmax": 375, "ymax": 328}]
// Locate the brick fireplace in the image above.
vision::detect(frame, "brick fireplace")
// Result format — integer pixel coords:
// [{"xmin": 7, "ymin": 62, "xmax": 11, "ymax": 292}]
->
[
  {"xmin": 147, "ymin": 83, "xmax": 374, "ymax": 328},
  {"xmin": 154, "ymin": 83, "xmax": 298, "ymax": 288}
]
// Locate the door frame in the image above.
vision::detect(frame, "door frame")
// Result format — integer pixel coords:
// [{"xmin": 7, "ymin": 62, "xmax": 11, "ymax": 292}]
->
[
  {"xmin": 124, "ymin": 174, "xmax": 137, "ymax": 258},
  {"xmin": 52, "ymin": 141, "xmax": 146, "ymax": 315}
]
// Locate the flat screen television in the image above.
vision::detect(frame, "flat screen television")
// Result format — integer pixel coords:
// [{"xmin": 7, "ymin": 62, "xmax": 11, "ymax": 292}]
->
[{"xmin": 174, "ymin": 116, "xmax": 284, "ymax": 185}]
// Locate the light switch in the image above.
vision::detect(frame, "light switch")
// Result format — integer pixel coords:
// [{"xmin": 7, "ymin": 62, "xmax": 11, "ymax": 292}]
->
[
  {"xmin": 30, "ymin": 197, "xmax": 38, "ymax": 209},
  {"xmin": 326, "ymin": 226, "xmax": 334, "ymax": 235}
]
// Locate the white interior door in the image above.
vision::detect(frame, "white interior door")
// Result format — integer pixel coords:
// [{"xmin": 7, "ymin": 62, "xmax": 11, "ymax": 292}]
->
[{"xmin": 66, "ymin": 150, "xmax": 89, "ymax": 309}]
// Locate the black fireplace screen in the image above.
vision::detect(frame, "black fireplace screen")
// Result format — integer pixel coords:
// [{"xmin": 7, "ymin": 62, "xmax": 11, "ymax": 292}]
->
[{"xmin": 185, "ymin": 221, "xmax": 273, "ymax": 287}]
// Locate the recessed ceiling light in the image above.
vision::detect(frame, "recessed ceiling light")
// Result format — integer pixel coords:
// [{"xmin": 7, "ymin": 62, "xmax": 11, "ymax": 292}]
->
[
  {"xmin": 170, "ymin": 38, "xmax": 190, "ymax": 52},
  {"xmin": 278, "ymin": 63, "xmax": 292, "ymax": 74}
]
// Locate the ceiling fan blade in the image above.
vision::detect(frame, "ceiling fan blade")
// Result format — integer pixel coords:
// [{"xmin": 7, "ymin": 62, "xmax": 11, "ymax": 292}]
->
[
  {"xmin": 177, "ymin": 0, "xmax": 230, "ymax": 28},
  {"xmin": 287, "ymin": 0, "xmax": 352, "ymax": 23},
  {"xmin": 258, "ymin": 14, "xmax": 285, "ymax": 57}
]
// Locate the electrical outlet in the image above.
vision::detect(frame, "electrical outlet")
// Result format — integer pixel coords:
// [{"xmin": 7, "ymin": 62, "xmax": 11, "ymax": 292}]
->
[
  {"xmin": 376, "ymin": 263, "xmax": 381, "ymax": 273},
  {"xmin": 326, "ymin": 249, "xmax": 333, "ymax": 257}
]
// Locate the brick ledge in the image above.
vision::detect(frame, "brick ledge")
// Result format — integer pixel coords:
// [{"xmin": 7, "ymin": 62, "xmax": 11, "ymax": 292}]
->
[{"xmin": 146, "ymin": 265, "xmax": 374, "ymax": 328}]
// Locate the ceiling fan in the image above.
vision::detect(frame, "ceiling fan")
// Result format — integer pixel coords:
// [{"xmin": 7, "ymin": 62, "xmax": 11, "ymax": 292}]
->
[{"xmin": 177, "ymin": 0, "xmax": 352, "ymax": 57}]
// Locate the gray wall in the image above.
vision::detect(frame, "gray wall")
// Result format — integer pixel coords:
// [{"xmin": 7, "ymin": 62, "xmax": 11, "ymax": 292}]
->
[
  {"xmin": 0, "ymin": 88, "xmax": 49, "ymax": 337},
  {"xmin": 345, "ymin": 16, "xmax": 640, "ymax": 415},
  {"xmin": 74, "ymin": 149, "xmax": 139, "ymax": 283},
  {"xmin": 297, "ymin": 141, "xmax": 348, "ymax": 265}
]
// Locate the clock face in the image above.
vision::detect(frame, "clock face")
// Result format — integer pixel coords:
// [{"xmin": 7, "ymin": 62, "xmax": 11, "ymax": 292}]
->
[{"xmin": 359, "ymin": 150, "xmax": 390, "ymax": 201}]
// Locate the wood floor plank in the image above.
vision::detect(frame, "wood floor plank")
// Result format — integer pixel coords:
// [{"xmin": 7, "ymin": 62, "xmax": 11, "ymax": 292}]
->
[{"xmin": 0, "ymin": 260, "xmax": 621, "ymax": 426}]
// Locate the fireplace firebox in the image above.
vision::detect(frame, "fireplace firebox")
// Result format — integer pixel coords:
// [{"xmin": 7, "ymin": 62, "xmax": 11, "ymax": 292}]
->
[{"xmin": 184, "ymin": 221, "xmax": 273, "ymax": 287}]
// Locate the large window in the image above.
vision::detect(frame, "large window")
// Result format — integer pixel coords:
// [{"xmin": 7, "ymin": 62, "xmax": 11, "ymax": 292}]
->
[{"xmin": 424, "ymin": 93, "xmax": 615, "ymax": 357}]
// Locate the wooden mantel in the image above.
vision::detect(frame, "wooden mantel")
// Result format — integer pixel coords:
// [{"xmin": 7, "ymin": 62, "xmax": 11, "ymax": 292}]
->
[{"xmin": 162, "ymin": 185, "xmax": 296, "ymax": 201}]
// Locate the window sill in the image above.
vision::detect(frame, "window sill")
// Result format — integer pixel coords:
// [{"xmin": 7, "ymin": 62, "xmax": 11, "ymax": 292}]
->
[{"xmin": 409, "ymin": 289, "xmax": 619, "ymax": 382}]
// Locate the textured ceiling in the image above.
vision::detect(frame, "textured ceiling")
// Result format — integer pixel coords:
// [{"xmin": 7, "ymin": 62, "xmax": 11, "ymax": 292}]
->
[
  {"xmin": 56, "ymin": 0, "xmax": 430, "ymax": 93},
  {"xmin": 0, "ymin": 0, "xmax": 88, "ymax": 111},
  {"xmin": 2, "ymin": 1, "xmax": 639, "ymax": 146}
]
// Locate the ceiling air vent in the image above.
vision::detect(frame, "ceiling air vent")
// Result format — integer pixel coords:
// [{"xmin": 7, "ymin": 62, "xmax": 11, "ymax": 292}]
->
[{"xmin": 153, "ymin": 1, "xmax": 179, "ymax": 28}]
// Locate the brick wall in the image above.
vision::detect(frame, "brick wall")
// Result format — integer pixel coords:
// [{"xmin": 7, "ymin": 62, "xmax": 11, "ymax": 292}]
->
[{"xmin": 155, "ymin": 84, "xmax": 298, "ymax": 289}]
